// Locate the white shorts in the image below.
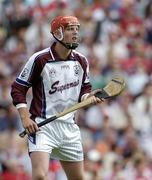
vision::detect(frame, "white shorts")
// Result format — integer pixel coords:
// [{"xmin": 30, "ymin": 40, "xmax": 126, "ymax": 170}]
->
[{"xmin": 28, "ymin": 118, "xmax": 84, "ymax": 162}]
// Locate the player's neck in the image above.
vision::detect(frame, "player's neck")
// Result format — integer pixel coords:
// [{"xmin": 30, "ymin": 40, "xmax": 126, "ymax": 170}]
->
[{"xmin": 55, "ymin": 43, "xmax": 71, "ymax": 60}]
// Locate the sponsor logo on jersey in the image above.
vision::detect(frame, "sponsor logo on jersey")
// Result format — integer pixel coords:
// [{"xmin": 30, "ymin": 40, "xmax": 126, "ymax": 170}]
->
[
  {"xmin": 61, "ymin": 65, "xmax": 70, "ymax": 70},
  {"xmin": 49, "ymin": 68, "xmax": 56, "ymax": 78},
  {"xmin": 21, "ymin": 68, "xmax": 29, "ymax": 78},
  {"xmin": 49, "ymin": 80, "xmax": 79, "ymax": 94},
  {"xmin": 73, "ymin": 65, "xmax": 80, "ymax": 76}
]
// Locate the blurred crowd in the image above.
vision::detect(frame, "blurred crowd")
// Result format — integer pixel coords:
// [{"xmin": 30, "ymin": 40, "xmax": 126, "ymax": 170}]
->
[{"xmin": 0, "ymin": 0, "xmax": 152, "ymax": 179}]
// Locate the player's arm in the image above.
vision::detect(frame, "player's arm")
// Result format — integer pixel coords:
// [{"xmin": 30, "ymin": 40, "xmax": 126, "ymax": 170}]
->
[
  {"xmin": 11, "ymin": 55, "xmax": 41, "ymax": 135},
  {"xmin": 79, "ymin": 57, "xmax": 103, "ymax": 103},
  {"xmin": 11, "ymin": 81, "xmax": 39, "ymax": 135}
]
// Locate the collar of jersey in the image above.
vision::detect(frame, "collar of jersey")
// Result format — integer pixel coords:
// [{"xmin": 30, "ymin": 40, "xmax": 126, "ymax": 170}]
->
[{"xmin": 50, "ymin": 42, "xmax": 75, "ymax": 61}]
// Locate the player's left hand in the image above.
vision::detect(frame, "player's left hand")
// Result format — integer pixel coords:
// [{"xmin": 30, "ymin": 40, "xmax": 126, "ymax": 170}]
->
[
  {"xmin": 88, "ymin": 89, "xmax": 104, "ymax": 104},
  {"xmin": 82, "ymin": 89, "xmax": 104, "ymax": 104}
]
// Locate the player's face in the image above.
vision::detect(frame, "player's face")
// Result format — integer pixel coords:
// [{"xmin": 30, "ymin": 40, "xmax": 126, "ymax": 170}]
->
[{"xmin": 63, "ymin": 25, "xmax": 80, "ymax": 44}]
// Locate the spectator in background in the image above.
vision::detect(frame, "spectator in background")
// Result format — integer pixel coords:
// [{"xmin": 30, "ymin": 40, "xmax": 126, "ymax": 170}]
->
[
  {"xmin": 84, "ymin": 149, "xmax": 103, "ymax": 180},
  {"xmin": 144, "ymin": 1, "xmax": 152, "ymax": 44},
  {"xmin": 0, "ymin": 117, "xmax": 31, "ymax": 179}
]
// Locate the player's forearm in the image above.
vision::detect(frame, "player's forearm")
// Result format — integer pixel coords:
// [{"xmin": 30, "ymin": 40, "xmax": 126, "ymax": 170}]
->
[{"xmin": 18, "ymin": 107, "xmax": 30, "ymax": 123}]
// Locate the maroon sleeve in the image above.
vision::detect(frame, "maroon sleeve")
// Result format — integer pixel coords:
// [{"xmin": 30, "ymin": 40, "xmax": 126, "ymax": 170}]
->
[
  {"xmin": 11, "ymin": 82, "xmax": 29, "ymax": 106},
  {"xmin": 78, "ymin": 83, "xmax": 92, "ymax": 102},
  {"xmin": 11, "ymin": 51, "xmax": 50, "ymax": 107},
  {"xmin": 10, "ymin": 58, "xmax": 41, "ymax": 106},
  {"xmin": 76, "ymin": 54, "xmax": 92, "ymax": 102}
]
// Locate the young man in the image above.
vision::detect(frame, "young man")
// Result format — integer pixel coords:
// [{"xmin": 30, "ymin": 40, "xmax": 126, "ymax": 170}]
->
[{"xmin": 11, "ymin": 15, "xmax": 102, "ymax": 180}]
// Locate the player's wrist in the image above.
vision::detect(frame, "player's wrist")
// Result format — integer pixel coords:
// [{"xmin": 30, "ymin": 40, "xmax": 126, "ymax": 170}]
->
[{"xmin": 16, "ymin": 103, "xmax": 27, "ymax": 109}]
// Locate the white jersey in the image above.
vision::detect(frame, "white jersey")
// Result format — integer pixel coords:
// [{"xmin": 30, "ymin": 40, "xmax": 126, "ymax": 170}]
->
[{"xmin": 11, "ymin": 42, "xmax": 92, "ymax": 123}]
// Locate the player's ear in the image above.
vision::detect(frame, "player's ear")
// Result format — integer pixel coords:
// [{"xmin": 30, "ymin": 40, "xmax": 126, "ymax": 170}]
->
[{"xmin": 53, "ymin": 27, "xmax": 63, "ymax": 41}]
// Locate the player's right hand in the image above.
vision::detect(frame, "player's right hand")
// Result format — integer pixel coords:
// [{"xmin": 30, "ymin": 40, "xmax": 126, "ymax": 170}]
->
[{"xmin": 22, "ymin": 118, "xmax": 40, "ymax": 135}]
